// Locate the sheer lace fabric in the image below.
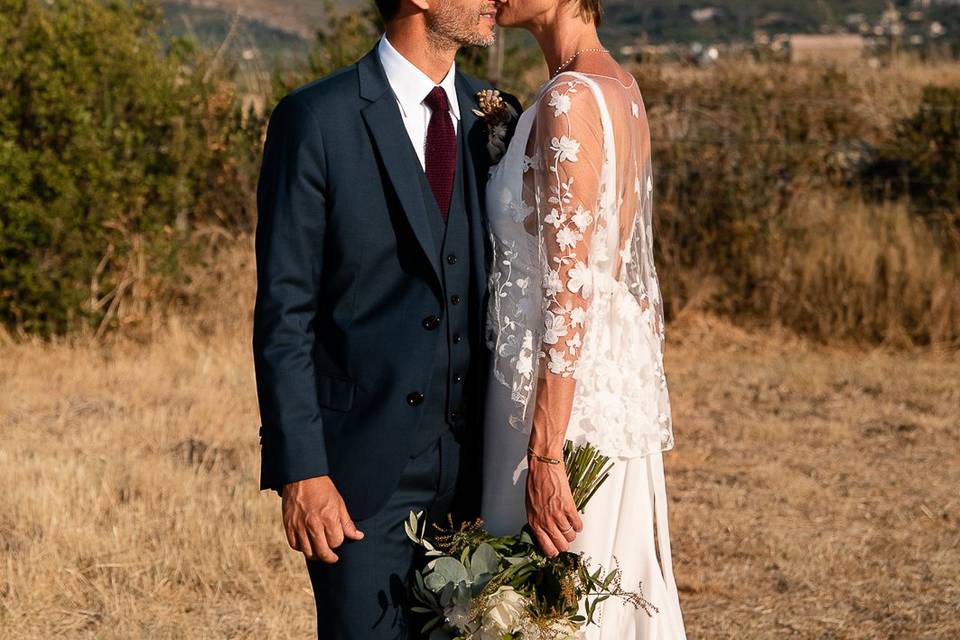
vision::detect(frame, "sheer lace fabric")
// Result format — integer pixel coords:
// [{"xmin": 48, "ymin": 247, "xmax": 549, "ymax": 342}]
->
[{"xmin": 485, "ymin": 72, "xmax": 673, "ymax": 459}]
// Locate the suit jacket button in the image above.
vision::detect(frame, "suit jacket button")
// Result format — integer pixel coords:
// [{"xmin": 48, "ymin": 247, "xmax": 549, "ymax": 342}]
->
[
  {"xmin": 448, "ymin": 411, "xmax": 460, "ymax": 423},
  {"xmin": 453, "ymin": 334, "xmax": 462, "ymax": 344},
  {"xmin": 422, "ymin": 315, "xmax": 440, "ymax": 330},
  {"xmin": 453, "ymin": 374, "xmax": 463, "ymax": 383},
  {"xmin": 407, "ymin": 392, "xmax": 424, "ymax": 407},
  {"xmin": 450, "ymin": 294, "xmax": 461, "ymax": 305},
  {"xmin": 447, "ymin": 254, "xmax": 458, "ymax": 265}
]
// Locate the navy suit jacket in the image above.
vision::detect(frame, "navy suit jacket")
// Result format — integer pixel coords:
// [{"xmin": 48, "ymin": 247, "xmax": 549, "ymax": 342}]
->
[{"xmin": 253, "ymin": 47, "xmax": 521, "ymax": 520}]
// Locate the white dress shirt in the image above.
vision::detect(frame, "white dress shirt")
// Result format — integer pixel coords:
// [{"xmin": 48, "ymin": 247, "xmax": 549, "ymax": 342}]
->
[{"xmin": 377, "ymin": 35, "xmax": 460, "ymax": 170}]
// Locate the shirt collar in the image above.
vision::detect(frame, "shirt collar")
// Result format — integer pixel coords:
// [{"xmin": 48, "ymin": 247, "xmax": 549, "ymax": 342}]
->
[{"xmin": 377, "ymin": 35, "xmax": 461, "ymax": 122}]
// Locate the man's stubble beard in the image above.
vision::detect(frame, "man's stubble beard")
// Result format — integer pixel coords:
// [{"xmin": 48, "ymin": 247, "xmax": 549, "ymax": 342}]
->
[{"xmin": 425, "ymin": 4, "xmax": 496, "ymax": 53}]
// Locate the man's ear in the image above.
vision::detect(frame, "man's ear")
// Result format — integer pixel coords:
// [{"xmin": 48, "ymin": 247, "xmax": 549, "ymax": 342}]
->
[{"xmin": 408, "ymin": 0, "xmax": 430, "ymax": 11}]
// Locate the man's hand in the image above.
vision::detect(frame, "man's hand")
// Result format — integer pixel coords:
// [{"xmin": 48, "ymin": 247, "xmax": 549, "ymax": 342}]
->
[
  {"xmin": 282, "ymin": 476, "xmax": 364, "ymax": 563},
  {"xmin": 525, "ymin": 460, "xmax": 584, "ymax": 558}
]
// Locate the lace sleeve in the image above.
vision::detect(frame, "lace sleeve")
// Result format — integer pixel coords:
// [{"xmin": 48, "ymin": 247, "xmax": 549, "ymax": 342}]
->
[{"xmin": 530, "ymin": 78, "xmax": 605, "ymax": 379}]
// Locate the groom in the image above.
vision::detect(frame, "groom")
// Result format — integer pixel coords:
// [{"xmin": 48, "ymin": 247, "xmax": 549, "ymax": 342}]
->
[{"xmin": 252, "ymin": 0, "xmax": 519, "ymax": 637}]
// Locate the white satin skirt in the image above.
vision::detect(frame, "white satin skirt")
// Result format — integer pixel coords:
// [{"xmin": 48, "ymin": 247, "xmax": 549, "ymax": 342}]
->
[{"xmin": 481, "ymin": 373, "xmax": 687, "ymax": 639}]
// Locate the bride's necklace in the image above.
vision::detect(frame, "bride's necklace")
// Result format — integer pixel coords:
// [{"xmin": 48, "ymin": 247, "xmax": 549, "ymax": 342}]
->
[{"xmin": 553, "ymin": 47, "xmax": 609, "ymax": 77}]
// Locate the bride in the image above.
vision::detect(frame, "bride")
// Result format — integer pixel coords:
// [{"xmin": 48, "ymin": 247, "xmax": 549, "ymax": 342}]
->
[{"xmin": 480, "ymin": 0, "xmax": 686, "ymax": 637}]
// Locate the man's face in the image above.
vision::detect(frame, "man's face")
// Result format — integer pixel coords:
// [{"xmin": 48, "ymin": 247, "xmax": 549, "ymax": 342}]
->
[{"xmin": 426, "ymin": 0, "xmax": 498, "ymax": 48}]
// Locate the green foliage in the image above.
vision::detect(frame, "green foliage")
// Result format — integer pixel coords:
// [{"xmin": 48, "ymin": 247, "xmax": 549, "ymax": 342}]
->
[
  {"xmin": 405, "ymin": 442, "xmax": 649, "ymax": 639},
  {"xmin": 868, "ymin": 85, "xmax": 960, "ymax": 250},
  {"xmin": 274, "ymin": 0, "xmax": 382, "ymax": 97},
  {"xmin": 638, "ymin": 64, "xmax": 874, "ymax": 315},
  {"xmin": 0, "ymin": 0, "xmax": 261, "ymax": 335}
]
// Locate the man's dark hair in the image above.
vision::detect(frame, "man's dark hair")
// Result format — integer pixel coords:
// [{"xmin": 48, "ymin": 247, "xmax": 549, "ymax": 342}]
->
[{"xmin": 374, "ymin": 0, "xmax": 402, "ymax": 22}]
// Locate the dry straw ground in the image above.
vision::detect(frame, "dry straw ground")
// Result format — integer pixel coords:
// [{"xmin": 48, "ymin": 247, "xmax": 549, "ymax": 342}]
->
[{"xmin": 1, "ymin": 244, "xmax": 958, "ymax": 639}]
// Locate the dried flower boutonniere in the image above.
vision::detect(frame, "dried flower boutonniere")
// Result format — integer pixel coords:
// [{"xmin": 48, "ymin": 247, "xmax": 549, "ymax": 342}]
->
[{"xmin": 472, "ymin": 89, "xmax": 519, "ymax": 164}]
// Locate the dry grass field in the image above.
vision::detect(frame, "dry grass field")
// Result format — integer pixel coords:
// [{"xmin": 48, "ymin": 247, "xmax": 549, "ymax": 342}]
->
[{"xmin": 1, "ymin": 245, "xmax": 958, "ymax": 639}]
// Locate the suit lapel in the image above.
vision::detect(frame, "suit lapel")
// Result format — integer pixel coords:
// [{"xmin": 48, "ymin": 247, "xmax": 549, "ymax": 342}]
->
[
  {"xmin": 455, "ymin": 73, "xmax": 492, "ymax": 311},
  {"xmin": 358, "ymin": 49, "xmax": 442, "ymax": 284}
]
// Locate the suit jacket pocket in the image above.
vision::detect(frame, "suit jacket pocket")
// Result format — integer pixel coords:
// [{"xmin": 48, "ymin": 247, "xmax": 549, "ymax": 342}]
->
[{"xmin": 316, "ymin": 374, "xmax": 356, "ymax": 412}]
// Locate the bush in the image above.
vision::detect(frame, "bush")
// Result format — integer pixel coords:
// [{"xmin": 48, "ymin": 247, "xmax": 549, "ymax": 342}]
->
[
  {"xmin": 0, "ymin": 0, "xmax": 261, "ymax": 336},
  {"xmin": 635, "ymin": 62, "xmax": 960, "ymax": 345},
  {"xmin": 867, "ymin": 85, "xmax": 960, "ymax": 251}
]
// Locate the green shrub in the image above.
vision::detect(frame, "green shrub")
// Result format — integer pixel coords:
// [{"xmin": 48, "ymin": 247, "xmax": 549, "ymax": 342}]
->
[
  {"xmin": 635, "ymin": 63, "xmax": 960, "ymax": 344},
  {"xmin": 0, "ymin": 0, "xmax": 261, "ymax": 336},
  {"xmin": 867, "ymin": 85, "xmax": 960, "ymax": 251}
]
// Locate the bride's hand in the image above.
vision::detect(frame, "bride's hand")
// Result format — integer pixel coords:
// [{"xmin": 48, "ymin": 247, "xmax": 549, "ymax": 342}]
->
[{"xmin": 525, "ymin": 458, "xmax": 584, "ymax": 557}]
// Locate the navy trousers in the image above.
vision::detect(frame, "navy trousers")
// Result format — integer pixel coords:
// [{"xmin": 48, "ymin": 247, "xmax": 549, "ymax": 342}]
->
[{"xmin": 306, "ymin": 429, "xmax": 480, "ymax": 639}]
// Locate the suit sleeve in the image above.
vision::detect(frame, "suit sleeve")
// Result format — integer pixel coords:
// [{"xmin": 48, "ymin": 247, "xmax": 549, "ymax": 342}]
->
[{"xmin": 253, "ymin": 94, "xmax": 330, "ymax": 493}]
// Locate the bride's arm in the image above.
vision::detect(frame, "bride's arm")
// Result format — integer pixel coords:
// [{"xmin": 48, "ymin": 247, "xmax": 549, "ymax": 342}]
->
[{"xmin": 525, "ymin": 78, "xmax": 604, "ymax": 556}]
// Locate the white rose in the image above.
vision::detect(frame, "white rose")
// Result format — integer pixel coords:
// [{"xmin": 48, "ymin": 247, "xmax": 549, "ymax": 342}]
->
[{"xmin": 478, "ymin": 586, "xmax": 527, "ymax": 638}]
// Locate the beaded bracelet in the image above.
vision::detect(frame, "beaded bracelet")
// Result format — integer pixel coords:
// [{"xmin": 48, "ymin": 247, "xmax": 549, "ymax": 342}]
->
[{"xmin": 527, "ymin": 446, "xmax": 563, "ymax": 465}]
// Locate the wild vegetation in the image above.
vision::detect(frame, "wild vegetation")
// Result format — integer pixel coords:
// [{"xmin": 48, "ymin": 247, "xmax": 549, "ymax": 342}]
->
[
  {"xmin": 7, "ymin": 1, "xmax": 958, "ymax": 345},
  {"xmin": 2, "ymin": 3, "xmax": 959, "ymax": 638}
]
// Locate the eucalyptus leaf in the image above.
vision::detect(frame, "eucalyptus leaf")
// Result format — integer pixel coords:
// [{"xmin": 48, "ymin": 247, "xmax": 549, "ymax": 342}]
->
[
  {"xmin": 470, "ymin": 542, "xmax": 500, "ymax": 577},
  {"xmin": 439, "ymin": 581, "xmax": 456, "ymax": 608},
  {"xmin": 424, "ymin": 571, "xmax": 450, "ymax": 592},
  {"xmin": 432, "ymin": 557, "xmax": 470, "ymax": 585}
]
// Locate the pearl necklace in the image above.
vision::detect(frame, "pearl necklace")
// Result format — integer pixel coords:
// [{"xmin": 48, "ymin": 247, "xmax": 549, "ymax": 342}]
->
[{"xmin": 553, "ymin": 47, "xmax": 610, "ymax": 77}]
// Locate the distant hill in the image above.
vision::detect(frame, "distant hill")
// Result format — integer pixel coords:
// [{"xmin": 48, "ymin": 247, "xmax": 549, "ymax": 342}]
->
[{"xmin": 159, "ymin": 0, "xmax": 954, "ymax": 57}]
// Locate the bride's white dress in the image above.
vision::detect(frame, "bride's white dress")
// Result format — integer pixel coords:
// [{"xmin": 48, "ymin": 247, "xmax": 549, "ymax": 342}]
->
[{"xmin": 480, "ymin": 71, "xmax": 686, "ymax": 638}]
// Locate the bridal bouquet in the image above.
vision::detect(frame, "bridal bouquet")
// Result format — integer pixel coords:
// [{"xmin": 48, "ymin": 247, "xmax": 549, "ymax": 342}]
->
[{"xmin": 405, "ymin": 442, "xmax": 656, "ymax": 640}]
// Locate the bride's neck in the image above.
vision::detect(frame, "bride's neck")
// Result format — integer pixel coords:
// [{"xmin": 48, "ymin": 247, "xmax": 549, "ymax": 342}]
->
[{"xmin": 529, "ymin": 11, "xmax": 603, "ymax": 77}]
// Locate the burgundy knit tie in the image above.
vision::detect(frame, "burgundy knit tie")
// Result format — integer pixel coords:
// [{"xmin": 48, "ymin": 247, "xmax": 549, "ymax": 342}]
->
[{"xmin": 423, "ymin": 86, "xmax": 456, "ymax": 222}]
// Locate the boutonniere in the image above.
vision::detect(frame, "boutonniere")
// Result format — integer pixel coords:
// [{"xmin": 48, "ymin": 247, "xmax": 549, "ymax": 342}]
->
[{"xmin": 472, "ymin": 89, "xmax": 518, "ymax": 164}]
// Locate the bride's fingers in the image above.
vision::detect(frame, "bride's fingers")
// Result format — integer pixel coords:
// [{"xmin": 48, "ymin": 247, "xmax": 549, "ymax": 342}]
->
[
  {"xmin": 533, "ymin": 525, "xmax": 560, "ymax": 558},
  {"xmin": 546, "ymin": 521, "xmax": 571, "ymax": 554},
  {"xmin": 566, "ymin": 507, "xmax": 584, "ymax": 534},
  {"xmin": 554, "ymin": 514, "xmax": 577, "ymax": 542},
  {"xmin": 560, "ymin": 523, "xmax": 577, "ymax": 543}
]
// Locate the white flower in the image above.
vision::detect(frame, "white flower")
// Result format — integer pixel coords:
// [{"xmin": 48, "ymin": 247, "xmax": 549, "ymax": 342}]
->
[
  {"xmin": 522, "ymin": 151, "xmax": 540, "ymax": 172},
  {"xmin": 478, "ymin": 586, "xmax": 527, "ymax": 639},
  {"xmin": 542, "ymin": 311, "xmax": 568, "ymax": 344},
  {"xmin": 549, "ymin": 90, "xmax": 572, "ymax": 116},
  {"xmin": 498, "ymin": 332, "xmax": 521, "ymax": 358},
  {"xmin": 556, "ymin": 227, "xmax": 580, "ymax": 250},
  {"xmin": 571, "ymin": 205, "xmax": 593, "ymax": 232},
  {"xmin": 550, "ymin": 135, "xmax": 580, "ymax": 163},
  {"xmin": 570, "ymin": 306, "xmax": 587, "ymax": 327},
  {"xmin": 543, "ymin": 269, "xmax": 563, "ymax": 297},
  {"xmin": 544, "ymin": 207, "xmax": 566, "ymax": 229},
  {"xmin": 547, "ymin": 348, "xmax": 571, "ymax": 375},
  {"xmin": 565, "ymin": 333, "xmax": 582, "ymax": 353},
  {"xmin": 516, "ymin": 339, "xmax": 534, "ymax": 376},
  {"xmin": 508, "ymin": 198, "xmax": 535, "ymax": 223},
  {"xmin": 567, "ymin": 261, "xmax": 592, "ymax": 296}
]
